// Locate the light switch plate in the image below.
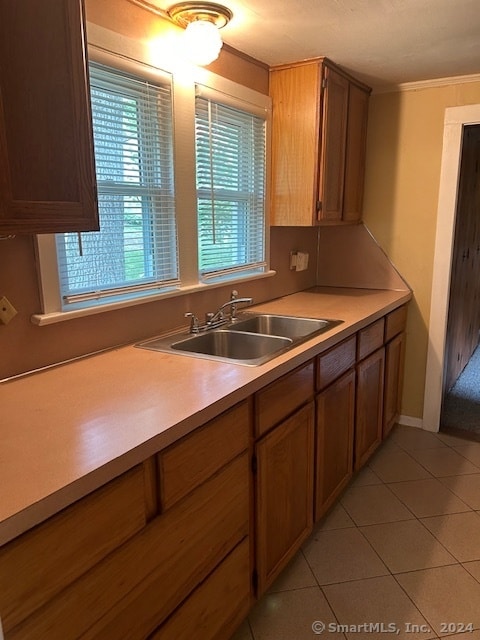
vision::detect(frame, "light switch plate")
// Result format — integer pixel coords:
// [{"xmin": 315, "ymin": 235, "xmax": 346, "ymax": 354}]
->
[{"xmin": 0, "ymin": 296, "xmax": 18, "ymax": 325}]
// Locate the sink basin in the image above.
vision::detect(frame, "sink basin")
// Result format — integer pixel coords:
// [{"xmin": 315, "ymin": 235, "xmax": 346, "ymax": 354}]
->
[
  {"xmin": 171, "ymin": 330, "xmax": 292, "ymax": 364},
  {"xmin": 136, "ymin": 313, "xmax": 342, "ymax": 366},
  {"xmin": 229, "ymin": 314, "xmax": 341, "ymax": 340}
]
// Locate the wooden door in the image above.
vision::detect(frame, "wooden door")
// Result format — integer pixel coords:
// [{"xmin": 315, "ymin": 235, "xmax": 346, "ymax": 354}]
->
[
  {"xmin": 355, "ymin": 348, "xmax": 385, "ymax": 470},
  {"xmin": 315, "ymin": 369, "xmax": 355, "ymax": 520},
  {"xmin": 317, "ymin": 65, "xmax": 349, "ymax": 222},
  {"xmin": 255, "ymin": 402, "xmax": 315, "ymax": 595},
  {"xmin": 0, "ymin": 0, "xmax": 98, "ymax": 235}
]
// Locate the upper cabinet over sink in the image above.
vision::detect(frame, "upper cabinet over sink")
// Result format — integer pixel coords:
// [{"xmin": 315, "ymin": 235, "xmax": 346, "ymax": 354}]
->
[
  {"xmin": 269, "ymin": 57, "xmax": 371, "ymax": 226},
  {"xmin": 0, "ymin": 0, "xmax": 99, "ymax": 235}
]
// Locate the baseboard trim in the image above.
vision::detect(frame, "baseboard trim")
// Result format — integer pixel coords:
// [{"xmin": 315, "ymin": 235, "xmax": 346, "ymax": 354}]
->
[{"xmin": 398, "ymin": 415, "xmax": 424, "ymax": 429}]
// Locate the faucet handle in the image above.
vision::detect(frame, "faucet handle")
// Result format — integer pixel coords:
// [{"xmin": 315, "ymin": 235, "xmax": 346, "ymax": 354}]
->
[{"xmin": 185, "ymin": 312, "xmax": 199, "ymax": 333}]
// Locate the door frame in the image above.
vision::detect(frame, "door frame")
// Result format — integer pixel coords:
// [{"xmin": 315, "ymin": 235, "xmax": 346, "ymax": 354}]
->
[{"xmin": 423, "ymin": 104, "xmax": 480, "ymax": 432}]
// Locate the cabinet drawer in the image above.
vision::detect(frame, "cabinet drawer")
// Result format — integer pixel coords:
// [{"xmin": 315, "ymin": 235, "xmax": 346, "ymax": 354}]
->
[
  {"xmin": 255, "ymin": 360, "xmax": 315, "ymax": 437},
  {"xmin": 357, "ymin": 318, "xmax": 385, "ymax": 361},
  {"xmin": 9, "ymin": 454, "xmax": 250, "ymax": 640},
  {"xmin": 151, "ymin": 538, "xmax": 251, "ymax": 640},
  {"xmin": 0, "ymin": 464, "xmax": 148, "ymax": 633},
  {"xmin": 316, "ymin": 335, "xmax": 356, "ymax": 391},
  {"xmin": 158, "ymin": 400, "xmax": 250, "ymax": 510},
  {"xmin": 385, "ymin": 305, "xmax": 408, "ymax": 342}
]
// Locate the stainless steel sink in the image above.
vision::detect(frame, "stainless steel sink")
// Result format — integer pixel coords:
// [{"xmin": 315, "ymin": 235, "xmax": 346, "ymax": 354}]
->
[
  {"xmin": 229, "ymin": 314, "xmax": 341, "ymax": 340},
  {"xmin": 172, "ymin": 330, "xmax": 292, "ymax": 363},
  {"xmin": 136, "ymin": 312, "xmax": 342, "ymax": 366}
]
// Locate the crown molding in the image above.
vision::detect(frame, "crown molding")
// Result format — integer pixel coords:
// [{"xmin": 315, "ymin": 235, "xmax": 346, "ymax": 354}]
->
[{"xmin": 375, "ymin": 72, "xmax": 480, "ymax": 94}]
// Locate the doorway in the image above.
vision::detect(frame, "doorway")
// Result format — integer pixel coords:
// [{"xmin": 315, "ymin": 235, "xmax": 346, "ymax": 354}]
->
[
  {"xmin": 440, "ymin": 124, "xmax": 480, "ymax": 438},
  {"xmin": 423, "ymin": 104, "xmax": 480, "ymax": 433}
]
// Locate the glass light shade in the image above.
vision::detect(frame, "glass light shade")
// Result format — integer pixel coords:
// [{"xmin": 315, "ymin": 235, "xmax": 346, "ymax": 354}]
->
[{"xmin": 184, "ymin": 20, "xmax": 223, "ymax": 66}]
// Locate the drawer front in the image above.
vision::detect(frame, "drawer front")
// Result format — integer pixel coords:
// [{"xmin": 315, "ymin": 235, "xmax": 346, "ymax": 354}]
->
[
  {"xmin": 9, "ymin": 454, "xmax": 250, "ymax": 640},
  {"xmin": 150, "ymin": 538, "xmax": 251, "ymax": 640},
  {"xmin": 385, "ymin": 305, "xmax": 408, "ymax": 342},
  {"xmin": 255, "ymin": 360, "xmax": 315, "ymax": 437},
  {"xmin": 0, "ymin": 465, "xmax": 148, "ymax": 633},
  {"xmin": 159, "ymin": 400, "xmax": 250, "ymax": 510},
  {"xmin": 357, "ymin": 318, "xmax": 385, "ymax": 361},
  {"xmin": 316, "ymin": 335, "xmax": 356, "ymax": 391}
]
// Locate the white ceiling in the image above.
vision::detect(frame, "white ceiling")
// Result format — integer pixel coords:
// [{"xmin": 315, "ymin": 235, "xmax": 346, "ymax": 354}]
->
[{"xmin": 149, "ymin": 0, "xmax": 480, "ymax": 91}]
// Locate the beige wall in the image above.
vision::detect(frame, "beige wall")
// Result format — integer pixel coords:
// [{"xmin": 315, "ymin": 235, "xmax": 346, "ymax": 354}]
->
[{"xmin": 363, "ymin": 80, "xmax": 480, "ymax": 420}]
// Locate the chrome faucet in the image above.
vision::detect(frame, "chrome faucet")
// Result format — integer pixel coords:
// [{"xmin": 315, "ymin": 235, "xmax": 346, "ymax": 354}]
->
[{"xmin": 185, "ymin": 290, "xmax": 253, "ymax": 333}]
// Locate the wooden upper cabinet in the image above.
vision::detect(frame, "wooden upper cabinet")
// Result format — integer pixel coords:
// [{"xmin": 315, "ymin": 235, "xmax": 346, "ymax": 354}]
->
[
  {"xmin": 269, "ymin": 57, "xmax": 371, "ymax": 226},
  {"xmin": 0, "ymin": 0, "xmax": 99, "ymax": 235}
]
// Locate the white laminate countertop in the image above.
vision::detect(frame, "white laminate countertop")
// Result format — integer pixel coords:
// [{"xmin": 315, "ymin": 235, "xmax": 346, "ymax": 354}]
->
[{"xmin": 0, "ymin": 286, "xmax": 411, "ymax": 545}]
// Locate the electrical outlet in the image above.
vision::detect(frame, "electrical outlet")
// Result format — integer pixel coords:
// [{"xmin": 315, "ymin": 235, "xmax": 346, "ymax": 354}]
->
[{"xmin": 0, "ymin": 296, "xmax": 17, "ymax": 325}]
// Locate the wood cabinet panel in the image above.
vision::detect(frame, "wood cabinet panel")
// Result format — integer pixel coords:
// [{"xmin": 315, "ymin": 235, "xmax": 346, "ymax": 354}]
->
[
  {"xmin": 255, "ymin": 402, "xmax": 314, "ymax": 594},
  {"xmin": 0, "ymin": 465, "xmax": 148, "ymax": 633},
  {"xmin": 255, "ymin": 360, "xmax": 314, "ymax": 437},
  {"xmin": 8, "ymin": 454, "xmax": 249, "ymax": 640},
  {"xmin": 343, "ymin": 83, "xmax": 369, "ymax": 222},
  {"xmin": 317, "ymin": 335, "xmax": 356, "ymax": 391},
  {"xmin": 384, "ymin": 332, "xmax": 406, "ymax": 437},
  {"xmin": 318, "ymin": 66, "xmax": 349, "ymax": 221},
  {"xmin": 315, "ymin": 369, "xmax": 355, "ymax": 520},
  {"xmin": 0, "ymin": 0, "xmax": 98, "ymax": 234},
  {"xmin": 385, "ymin": 305, "xmax": 408, "ymax": 342},
  {"xmin": 269, "ymin": 62, "xmax": 320, "ymax": 226},
  {"xmin": 357, "ymin": 318, "xmax": 385, "ymax": 361},
  {"xmin": 355, "ymin": 348, "xmax": 385, "ymax": 470},
  {"xmin": 158, "ymin": 400, "xmax": 250, "ymax": 510},
  {"xmin": 151, "ymin": 539, "xmax": 251, "ymax": 640}
]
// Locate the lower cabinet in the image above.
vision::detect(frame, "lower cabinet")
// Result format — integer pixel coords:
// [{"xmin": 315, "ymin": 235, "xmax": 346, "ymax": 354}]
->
[
  {"xmin": 255, "ymin": 402, "xmax": 315, "ymax": 595},
  {"xmin": 315, "ymin": 369, "xmax": 355, "ymax": 520},
  {"xmin": 355, "ymin": 347, "xmax": 385, "ymax": 470}
]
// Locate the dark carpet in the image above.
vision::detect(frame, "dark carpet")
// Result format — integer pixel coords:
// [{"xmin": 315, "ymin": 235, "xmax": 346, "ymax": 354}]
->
[{"xmin": 441, "ymin": 344, "xmax": 480, "ymax": 434}]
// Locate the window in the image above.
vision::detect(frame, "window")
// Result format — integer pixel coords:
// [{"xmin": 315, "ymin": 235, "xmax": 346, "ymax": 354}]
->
[
  {"xmin": 34, "ymin": 48, "xmax": 271, "ymax": 323},
  {"xmin": 195, "ymin": 92, "xmax": 266, "ymax": 281},
  {"xmin": 56, "ymin": 62, "xmax": 178, "ymax": 306}
]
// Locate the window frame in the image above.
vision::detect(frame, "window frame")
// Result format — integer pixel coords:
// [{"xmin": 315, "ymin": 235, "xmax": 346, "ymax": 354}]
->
[{"xmin": 34, "ymin": 45, "xmax": 273, "ymax": 325}]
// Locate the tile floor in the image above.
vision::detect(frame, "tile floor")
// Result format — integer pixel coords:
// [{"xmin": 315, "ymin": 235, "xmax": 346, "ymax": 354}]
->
[{"xmin": 231, "ymin": 425, "xmax": 480, "ymax": 640}]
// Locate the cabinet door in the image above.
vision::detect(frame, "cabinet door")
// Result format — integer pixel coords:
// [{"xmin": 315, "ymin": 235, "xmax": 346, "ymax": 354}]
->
[
  {"xmin": 0, "ymin": 0, "xmax": 98, "ymax": 235},
  {"xmin": 315, "ymin": 369, "xmax": 355, "ymax": 521},
  {"xmin": 317, "ymin": 65, "xmax": 349, "ymax": 222},
  {"xmin": 255, "ymin": 402, "xmax": 314, "ymax": 595},
  {"xmin": 355, "ymin": 348, "xmax": 385, "ymax": 470},
  {"xmin": 343, "ymin": 83, "xmax": 369, "ymax": 222},
  {"xmin": 383, "ymin": 332, "xmax": 406, "ymax": 438}
]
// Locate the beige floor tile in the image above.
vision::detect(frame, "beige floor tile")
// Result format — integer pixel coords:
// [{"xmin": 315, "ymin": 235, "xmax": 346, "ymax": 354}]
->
[
  {"xmin": 268, "ymin": 551, "xmax": 317, "ymax": 593},
  {"xmin": 315, "ymin": 503, "xmax": 356, "ymax": 531},
  {"xmin": 323, "ymin": 575, "xmax": 434, "ymax": 640},
  {"xmin": 396, "ymin": 565, "xmax": 480, "ymax": 634},
  {"xmin": 439, "ymin": 474, "xmax": 480, "ymax": 510},
  {"xmin": 391, "ymin": 425, "xmax": 447, "ymax": 451},
  {"xmin": 249, "ymin": 586, "xmax": 345, "ymax": 640},
  {"xmin": 436, "ymin": 431, "xmax": 478, "ymax": 447},
  {"xmin": 441, "ymin": 632, "xmax": 480, "ymax": 640},
  {"xmin": 453, "ymin": 443, "xmax": 480, "ymax": 467},
  {"xmin": 420, "ymin": 512, "xmax": 480, "ymax": 562},
  {"xmin": 349, "ymin": 466, "xmax": 382, "ymax": 487},
  {"xmin": 368, "ymin": 448, "xmax": 432, "ymax": 483},
  {"xmin": 341, "ymin": 484, "xmax": 414, "ymax": 525},
  {"xmin": 360, "ymin": 519, "xmax": 456, "ymax": 573},
  {"xmin": 408, "ymin": 447, "xmax": 480, "ymax": 476},
  {"xmin": 462, "ymin": 560, "xmax": 480, "ymax": 583},
  {"xmin": 229, "ymin": 620, "xmax": 254, "ymax": 640},
  {"xmin": 302, "ymin": 527, "xmax": 388, "ymax": 585},
  {"xmin": 388, "ymin": 478, "xmax": 471, "ymax": 517}
]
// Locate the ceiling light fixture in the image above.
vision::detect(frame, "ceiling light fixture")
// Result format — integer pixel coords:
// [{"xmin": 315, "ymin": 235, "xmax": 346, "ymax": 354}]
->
[{"xmin": 167, "ymin": 2, "xmax": 233, "ymax": 66}]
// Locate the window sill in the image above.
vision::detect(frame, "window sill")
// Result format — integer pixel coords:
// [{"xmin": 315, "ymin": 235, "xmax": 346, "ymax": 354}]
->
[{"xmin": 31, "ymin": 270, "xmax": 276, "ymax": 326}]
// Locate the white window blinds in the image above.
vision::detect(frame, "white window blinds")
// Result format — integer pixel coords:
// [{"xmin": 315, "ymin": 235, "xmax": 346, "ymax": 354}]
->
[
  {"xmin": 55, "ymin": 62, "xmax": 178, "ymax": 306},
  {"xmin": 195, "ymin": 92, "xmax": 267, "ymax": 281}
]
